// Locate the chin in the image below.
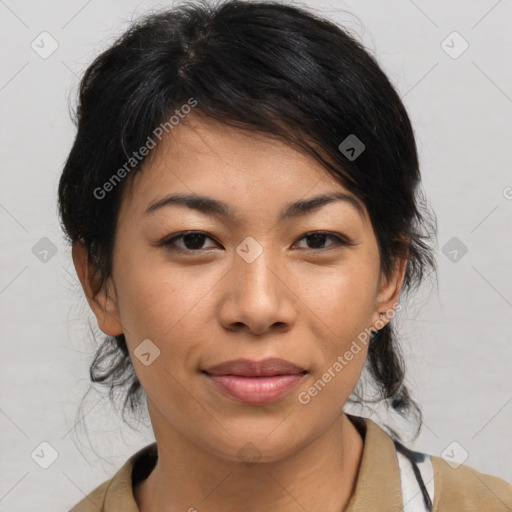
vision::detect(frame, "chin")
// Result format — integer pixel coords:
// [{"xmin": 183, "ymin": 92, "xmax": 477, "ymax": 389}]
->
[{"xmin": 201, "ymin": 429, "xmax": 309, "ymax": 466}]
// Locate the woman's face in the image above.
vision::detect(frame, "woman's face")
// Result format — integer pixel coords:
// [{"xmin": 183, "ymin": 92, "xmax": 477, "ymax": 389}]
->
[{"xmin": 76, "ymin": 114, "xmax": 405, "ymax": 462}]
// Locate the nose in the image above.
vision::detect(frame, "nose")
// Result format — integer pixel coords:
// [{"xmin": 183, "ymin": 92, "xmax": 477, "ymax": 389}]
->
[{"xmin": 217, "ymin": 242, "xmax": 297, "ymax": 336}]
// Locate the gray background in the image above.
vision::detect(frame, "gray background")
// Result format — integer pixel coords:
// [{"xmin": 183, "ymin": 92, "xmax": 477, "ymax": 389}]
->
[{"xmin": 1, "ymin": 0, "xmax": 511, "ymax": 510}]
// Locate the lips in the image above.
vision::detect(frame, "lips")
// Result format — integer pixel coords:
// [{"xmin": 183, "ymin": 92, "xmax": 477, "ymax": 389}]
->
[
  {"xmin": 203, "ymin": 358, "xmax": 307, "ymax": 404},
  {"xmin": 204, "ymin": 357, "xmax": 306, "ymax": 377}
]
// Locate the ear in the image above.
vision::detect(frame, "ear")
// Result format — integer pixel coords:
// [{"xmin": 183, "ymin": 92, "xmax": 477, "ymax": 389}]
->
[
  {"xmin": 71, "ymin": 241, "xmax": 123, "ymax": 336},
  {"xmin": 370, "ymin": 244, "xmax": 408, "ymax": 332}
]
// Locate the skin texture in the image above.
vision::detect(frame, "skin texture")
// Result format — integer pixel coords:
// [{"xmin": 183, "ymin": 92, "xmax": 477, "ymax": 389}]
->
[{"xmin": 73, "ymin": 114, "xmax": 407, "ymax": 512}]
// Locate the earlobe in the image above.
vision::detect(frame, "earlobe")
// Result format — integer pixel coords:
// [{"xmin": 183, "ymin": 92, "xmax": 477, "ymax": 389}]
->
[
  {"xmin": 71, "ymin": 241, "xmax": 124, "ymax": 336},
  {"xmin": 372, "ymin": 252, "xmax": 408, "ymax": 330}
]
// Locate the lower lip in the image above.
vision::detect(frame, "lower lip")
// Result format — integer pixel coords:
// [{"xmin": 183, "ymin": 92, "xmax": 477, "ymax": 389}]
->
[{"xmin": 205, "ymin": 373, "xmax": 306, "ymax": 404}]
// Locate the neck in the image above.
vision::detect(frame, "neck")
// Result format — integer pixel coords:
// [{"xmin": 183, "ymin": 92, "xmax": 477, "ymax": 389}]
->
[{"xmin": 134, "ymin": 411, "xmax": 364, "ymax": 512}]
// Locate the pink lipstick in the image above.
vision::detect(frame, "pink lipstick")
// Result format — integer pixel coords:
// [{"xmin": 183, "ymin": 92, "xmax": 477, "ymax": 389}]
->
[{"xmin": 203, "ymin": 357, "xmax": 307, "ymax": 404}]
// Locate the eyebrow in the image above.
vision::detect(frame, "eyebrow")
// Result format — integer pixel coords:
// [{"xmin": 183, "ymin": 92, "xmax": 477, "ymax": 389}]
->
[{"xmin": 143, "ymin": 191, "xmax": 365, "ymax": 222}]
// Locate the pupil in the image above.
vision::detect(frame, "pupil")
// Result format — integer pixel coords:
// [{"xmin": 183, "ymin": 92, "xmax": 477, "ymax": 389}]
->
[
  {"xmin": 183, "ymin": 233, "xmax": 205, "ymax": 250},
  {"xmin": 307, "ymin": 233, "xmax": 326, "ymax": 249}
]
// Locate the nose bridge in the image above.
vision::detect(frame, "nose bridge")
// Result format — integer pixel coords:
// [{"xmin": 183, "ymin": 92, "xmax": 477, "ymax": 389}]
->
[{"xmin": 234, "ymin": 235, "xmax": 280, "ymax": 299}]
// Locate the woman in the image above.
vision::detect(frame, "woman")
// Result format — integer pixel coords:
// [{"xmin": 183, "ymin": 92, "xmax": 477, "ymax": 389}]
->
[{"xmin": 59, "ymin": 1, "xmax": 512, "ymax": 510}]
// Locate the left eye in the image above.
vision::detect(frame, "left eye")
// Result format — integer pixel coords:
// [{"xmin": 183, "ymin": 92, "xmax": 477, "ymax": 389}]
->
[
  {"xmin": 160, "ymin": 231, "xmax": 352, "ymax": 252},
  {"xmin": 295, "ymin": 231, "xmax": 349, "ymax": 250}
]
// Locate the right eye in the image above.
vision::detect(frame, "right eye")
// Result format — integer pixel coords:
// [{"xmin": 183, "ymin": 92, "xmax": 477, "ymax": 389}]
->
[{"xmin": 159, "ymin": 231, "xmax": 220, "ymax": 252}]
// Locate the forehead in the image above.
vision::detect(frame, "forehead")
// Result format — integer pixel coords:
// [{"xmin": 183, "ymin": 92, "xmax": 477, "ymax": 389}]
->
[
  {"xmin": 119, "ymin": 114, "xmax": 367, "ymax": 224},
  {"xmin": 144, "ymin": 115, "xmax": 329, "ymax": 177}
]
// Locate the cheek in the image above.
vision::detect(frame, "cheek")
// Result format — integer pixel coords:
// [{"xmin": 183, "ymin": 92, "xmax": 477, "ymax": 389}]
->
[
  {"xmin": 113, "ymin": 246, "xmax": 209, "ymax": 334},
  {"xmin": 112, "ymin": 251, "xmax": 225, "ymax": 390},
  {"xmin": 112, "ymin": 257, "xmax": 209, "ymax": 409},
  {"xmin": 308, "ymin": 274, "xmax": 373, "ymax": 379},
  {"xmin": 295, "ymin": 257, "xmax": 378, "ymax": 394},
  {"xmin": 300, "ymin": 257, "xmax": 379, "ymax": 333},
  {"xmin": 296, "ymin": 272, "xmax": 373, "ymax": 417}
]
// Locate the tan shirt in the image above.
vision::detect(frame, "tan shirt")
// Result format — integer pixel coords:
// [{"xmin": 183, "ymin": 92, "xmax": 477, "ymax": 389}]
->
[{"xmin": 69, "ymin": 415, "xmax": 512, "ymax": 511}]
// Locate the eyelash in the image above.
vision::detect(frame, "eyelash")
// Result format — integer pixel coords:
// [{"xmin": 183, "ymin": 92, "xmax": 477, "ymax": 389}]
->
[{"xmin": 159, "ymin": 230, "xmax": 355, "ymax": 253}]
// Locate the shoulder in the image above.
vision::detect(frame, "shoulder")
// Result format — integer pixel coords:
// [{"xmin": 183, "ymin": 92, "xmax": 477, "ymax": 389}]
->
[
  {"xmin": 431, "ymin": 455, "xmax": 512, "ymax": 510},
  {"xmin": 67, "ymin": 442, "xmax": 157, "ymax": 512},
  {"xmin": 68, "ymin": 477, "xmax": 113, "ymax": 512}
]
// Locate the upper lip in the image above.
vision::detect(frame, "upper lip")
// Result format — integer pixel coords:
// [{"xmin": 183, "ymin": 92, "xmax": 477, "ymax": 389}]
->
[{"xmin": 204, "ymin": 358, "xmax": 307, "ymax": 377}]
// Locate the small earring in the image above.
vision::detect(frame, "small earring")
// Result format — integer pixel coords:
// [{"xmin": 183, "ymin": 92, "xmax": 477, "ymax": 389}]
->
[{"xmin": 370, "ymin": 312, "xmax": 386, "ymax": 337}]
